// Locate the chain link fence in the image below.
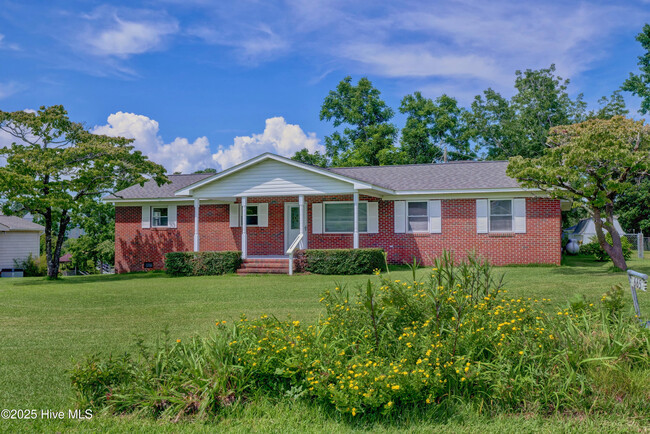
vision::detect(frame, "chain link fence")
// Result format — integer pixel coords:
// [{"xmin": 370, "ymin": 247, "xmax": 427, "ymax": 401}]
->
[{"xmin": 622, "ymin": 233, "xmax": 650, "ymax": 259}]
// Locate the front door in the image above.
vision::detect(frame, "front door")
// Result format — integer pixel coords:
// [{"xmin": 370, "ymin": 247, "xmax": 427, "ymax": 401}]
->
[{"xmin": 285, "ymin": 203, "xmax": 304, "ymax": 252}]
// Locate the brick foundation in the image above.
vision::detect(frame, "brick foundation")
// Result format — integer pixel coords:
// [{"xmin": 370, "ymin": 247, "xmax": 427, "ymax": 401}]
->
[{"xmin": 114, "ymin": 196, "xmax": 561, "ymax": 273}]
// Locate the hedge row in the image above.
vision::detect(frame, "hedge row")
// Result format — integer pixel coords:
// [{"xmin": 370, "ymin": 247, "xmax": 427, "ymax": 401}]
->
[
  {"xmin": 297, "ymin": 248, "xmax": 386, "ymax": 275},
  {"xmin": 165, "ymin": 251, "xmax": 242, "ymax": 276}
]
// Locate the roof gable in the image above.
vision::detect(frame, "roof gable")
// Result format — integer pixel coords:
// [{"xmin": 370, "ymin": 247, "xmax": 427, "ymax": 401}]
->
[{"xmin": 175, "ymin": 153, "xmax": 380, "ymax": 197}]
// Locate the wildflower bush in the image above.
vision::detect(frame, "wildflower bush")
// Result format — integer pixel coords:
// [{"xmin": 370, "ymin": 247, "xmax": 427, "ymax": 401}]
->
[
  {"xmin": 72, "ymin": 254, "xmax": 650, "ymax": 421},
  {"xmin": 165, "ymin": 251, "xmax": 242, "ymax": 276}
]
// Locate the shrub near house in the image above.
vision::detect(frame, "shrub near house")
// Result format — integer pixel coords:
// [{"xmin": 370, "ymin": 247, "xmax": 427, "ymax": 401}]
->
[{"xmin": 165, "ymin": 251, "xmax": 242, "ymax": 276}]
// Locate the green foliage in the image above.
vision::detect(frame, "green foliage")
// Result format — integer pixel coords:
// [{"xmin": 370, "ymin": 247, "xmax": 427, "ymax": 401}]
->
[
  {"xmin": 299, "ymin": 248, "xmax": 386, "ymax": 275},
  {"xmin": 587, "ymin": 90, "xmax": 629, "ymax": 120},
  {"xmin": 580, "ymin": 234, "xmax": 633, "ymax": 262},
  {"xmin": 600, "ymin": 284, "xmax": 625, "ymax": 318},
  {"xmin": 165, "ymin": 251, "xmax": 242, "ymax": 276},
  {"xmin": 193, "ymin": 168, "xmax": 217, "ymax": 173},
  {"xmin": 291, "ymin": 148, "xmax": 328, "ymax": 167},
  {"xmin": 71, "ymin": 254, "xmax": 650, "ymax": 421},
  {"xmin": 622, "ymin": 24, "xmax": 650, "ymax": 114},
  {"xmin": 0, "ymin": 105, "xmax": 167, "ymax": 278},
  {"xmin": 468, "ymin": 65, "xmax": 586, "ymax": 159},
  {"xmin": 65, "ymin": 200, "xmax": 116, "ymax": 270},
  {"xmin": 617, "ymin": 177, "xmax": 650, "ymax": 233},
  {"xmin": 70, "ymin": 355, "xmax": 133, "ymax": 408},
  {"xmin": 320, "ymin": 76, "xmax": 398, "ymax": 166},
  {"xmin": 13, "ymin": 253, "xmax": 46, "ymax": 277},
  {"xmin": 399, "ymin": 92, "xmax": 475, "ymax": 163},
  {"xmin": 508, "ymin": 116, "xmax": 650, "ymax": 271}
]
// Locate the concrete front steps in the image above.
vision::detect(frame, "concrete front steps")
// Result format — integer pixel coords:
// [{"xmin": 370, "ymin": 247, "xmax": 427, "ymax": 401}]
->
[{"xmin": 237, "ymin": 257, "xmax": 294, "ymax": 275}]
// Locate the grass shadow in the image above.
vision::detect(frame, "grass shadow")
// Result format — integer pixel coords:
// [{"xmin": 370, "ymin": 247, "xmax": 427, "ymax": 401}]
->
[{"xmin": 11, "ymin": 271, "xmax": 171, "ymax": 286}]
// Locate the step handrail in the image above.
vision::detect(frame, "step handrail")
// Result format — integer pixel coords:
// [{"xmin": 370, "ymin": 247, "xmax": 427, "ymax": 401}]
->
[{"xmin": 285, "ymin": 233, "xmax": 304, "ymax": 275}]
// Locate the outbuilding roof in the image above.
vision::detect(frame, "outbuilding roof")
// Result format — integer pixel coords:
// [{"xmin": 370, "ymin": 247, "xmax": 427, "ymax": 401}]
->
[{"xmin": 0, "ymin": 215, "xmax": 44, "ymax": 232}]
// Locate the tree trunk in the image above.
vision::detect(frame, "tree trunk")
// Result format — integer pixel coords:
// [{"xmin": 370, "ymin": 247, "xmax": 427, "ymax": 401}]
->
[
  {"xmin": 45, "ymin": 210, "xmax": 71, "ymax": 279},
  {"xmin": 592, "ymin": 208, "xmax": 627, "ymax": 271}
]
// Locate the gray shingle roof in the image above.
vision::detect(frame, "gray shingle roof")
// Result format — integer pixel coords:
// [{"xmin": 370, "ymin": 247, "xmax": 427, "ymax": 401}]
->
[
  {"xmin": 327, "ymin": 160, "xmax": 519, "ymax": 191},
  {"xmin": 106, "ymin": 159, "xmax": 521, "ymax": 200},
  {"xmin": 0, "ymin": 216, "xmax": 44, "ymax": 231},
  {"xmin": 105, "ymin": 174, "xmax": 213, "ymax": 200}
]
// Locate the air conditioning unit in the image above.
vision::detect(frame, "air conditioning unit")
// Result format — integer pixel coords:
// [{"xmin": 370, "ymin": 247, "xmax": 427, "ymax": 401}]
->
[{"xmin": 1, "ymin": 269, "xmax": 24, "ymax": 278}]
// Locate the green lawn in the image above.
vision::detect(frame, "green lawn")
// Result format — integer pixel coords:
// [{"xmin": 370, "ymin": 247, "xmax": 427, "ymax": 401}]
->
[{"xmin": 1, "ymin": 256, "xmax": 649, "ymax": 433}]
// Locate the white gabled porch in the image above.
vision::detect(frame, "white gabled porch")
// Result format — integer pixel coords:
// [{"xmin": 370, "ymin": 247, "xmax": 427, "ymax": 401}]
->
[{"xmin": 173, "ymin": 154, "xmax": 387, "ymax": 273}]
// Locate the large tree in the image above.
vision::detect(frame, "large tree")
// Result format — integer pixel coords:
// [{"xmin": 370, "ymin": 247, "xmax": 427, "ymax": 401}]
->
[
  {"xmin": 0, "ymin": 105, "xmax": 167, "ymax": 278},
  {"xmin": 64, "ymin": 200, "xmax": 116, "ymax": 273},
  {"xmin": 622, "ymin": 23, "xmax": 650, "ymax": 114},
  {"xmin": 616, "ymin": 177, "xmax": 650, "ymax": 234},
  {"xmin": 507, "ymin": 116, "xmax": 650, "ymax": 271},
  {"xmin": 399, "ymin": 92, "xmax": 475, "ymax": 163},
  {"xmin": 320, "ymin": 76, "xmax": 398, "ymax": 166},
  {"xmin": 469, "ymin": 65, "xmax": 586, "ymax": 159},
  {"xmin": 291, "ymin": 148, "xmax": 328, "ymax": 167}
]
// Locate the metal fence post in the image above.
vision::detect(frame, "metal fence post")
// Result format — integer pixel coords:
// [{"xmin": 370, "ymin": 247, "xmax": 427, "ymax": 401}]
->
[{"xmin": 639, "ymin": 232, "xmax": 644, "ymax": 259}]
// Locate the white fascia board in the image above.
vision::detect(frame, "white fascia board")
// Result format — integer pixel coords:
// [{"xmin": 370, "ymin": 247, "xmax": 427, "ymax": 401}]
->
[
  {"xmin": 173, "ymin": 153, "xmax": 387, "ymax": 196},
  {"xmin": 106, "ymin": 198, "xmax": 235, "ymax": 205},
  {"xmin": 383, "ymin": 188, "xmax": 545, "ymax": 200}
]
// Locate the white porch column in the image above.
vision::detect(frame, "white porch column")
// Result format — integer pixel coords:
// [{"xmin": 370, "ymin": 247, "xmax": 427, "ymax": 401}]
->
[
  {"xmin": 193, "ymin": 198, "xmax": 200, "ymax": 252},
  {"xmin": 353, "ymin": 192, "xmax": 359, "ymax": 249},
  {"xmin": 241, "ymin": 197, "xmax": 248, "ymax": 259},
  {"xmin": 298, "ymin": 194, "xmax": 305, "ymax": 249}
]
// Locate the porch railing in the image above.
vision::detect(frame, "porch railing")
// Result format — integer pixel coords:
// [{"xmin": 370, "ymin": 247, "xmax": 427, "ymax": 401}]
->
[{"xmin": 286, "ymin": 233, "xmax": 303, "ymax": 276}]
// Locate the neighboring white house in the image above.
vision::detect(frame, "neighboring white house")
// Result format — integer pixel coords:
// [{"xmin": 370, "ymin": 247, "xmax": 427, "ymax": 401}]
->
[
  {"xmin": 0, "ymin": 216, "xmax": 44, "ymax": 272},
  {"xmin": 564, "ymin": 217, "xmax": 626, "ymax": 244}
]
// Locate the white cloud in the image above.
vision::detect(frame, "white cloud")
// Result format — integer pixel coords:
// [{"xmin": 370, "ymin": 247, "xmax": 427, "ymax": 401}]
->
[
  {"xmin": 189, "ymin": 23, "xmax": 289, "ymax": 64},
  {"xmin": 92, "ymin": 112, "xmax": 213, "ymax": 173},
  {"xmin": 212, "ymin": 117, "xmax": 324, "ymax": 170},
  {"xmin": 92, "ymin": 112, "xmax": 323, "ymax": 173},
  {"xmin": 0, "ymin": 34, "xmax": 20, "ymax": 51},
  {"xmin": 342, "ymin": 43, "xmax": 506, "ymax": 84},
  {"xmin": 0, "ymin": 81, "xmax": 22, "ymax": 99},
  {"xmin": 82, "ymin": 8, "xmax": 178, "ymax": 58}
]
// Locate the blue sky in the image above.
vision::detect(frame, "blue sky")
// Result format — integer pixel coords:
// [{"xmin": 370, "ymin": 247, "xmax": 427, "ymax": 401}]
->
[{"xmin": 1, "ymin": 0, "xmax": 649, "ymax": 173}]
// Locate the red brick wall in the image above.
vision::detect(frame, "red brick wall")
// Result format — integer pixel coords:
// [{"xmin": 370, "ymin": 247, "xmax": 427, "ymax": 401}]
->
[{"xmin": 114, "ymin": 196, "xmax": 561, "ymax": 273}]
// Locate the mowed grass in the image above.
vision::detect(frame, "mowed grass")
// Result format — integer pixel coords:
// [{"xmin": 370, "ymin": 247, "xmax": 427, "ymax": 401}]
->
[{"xmin": 1, "ymin": 255, "xmax": 649, "ymax": 433}]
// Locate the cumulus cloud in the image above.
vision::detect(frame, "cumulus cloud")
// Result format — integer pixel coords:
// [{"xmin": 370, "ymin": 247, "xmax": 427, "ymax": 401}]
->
[
  {"xmin": 212, "ymin": 117, "xmax": 324, "ymax": 170},
  {"xmin": 82, "ymin": 7, "xmax": 178, "ymax": 58},
  {"xmin": 92, "ymin": 112, "xmax": 213, "ymax": 173},
  {"xmin": 92, "ymin": 113, "xmax": 322, "ymax": 173}
]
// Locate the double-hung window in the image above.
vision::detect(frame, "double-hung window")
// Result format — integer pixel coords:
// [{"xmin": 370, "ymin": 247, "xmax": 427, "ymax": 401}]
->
[
  {"xmin": 246, "ymin": 205, "xmax": 259, "ymax": 226},
  {"xmin": 407, "ymin": 202, "xmax": 428, "ymax": 232},
  {"xmin": 489, "ymin": 199, "xmax": 512, "ymax": 232},
  {"xmin": 152, "ymin": 207, "xmax": 169, "ymax": 227},
  {"xmin": 324, "ymin": 202, "xmax": 367, "ymax": 233}
]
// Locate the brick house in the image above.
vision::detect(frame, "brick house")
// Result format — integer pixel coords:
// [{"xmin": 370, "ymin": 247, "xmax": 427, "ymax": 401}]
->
[{"xmin": 105, "ymin": 153, "xmax": 565, "ymax": 273}]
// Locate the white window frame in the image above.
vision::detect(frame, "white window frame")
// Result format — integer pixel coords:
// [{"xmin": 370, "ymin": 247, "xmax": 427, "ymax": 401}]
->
[
  {"xmin": 322, "ymin": 201, "xmax": 369, "ymax": 234},
  {"xmin": 488, "ymin": 199, "xmax": 513, "ymax": 233},
  {"xmin": 406, "ymin": 201, "xmax": 429, "ymax": 233},
  {"xmin": 244, "ymin": 204, "xmax": 260, "ymax": 227},
  {"xmin": 151, "ymin": 206, "xmax": 169, "ymax": 228}
]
